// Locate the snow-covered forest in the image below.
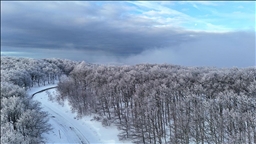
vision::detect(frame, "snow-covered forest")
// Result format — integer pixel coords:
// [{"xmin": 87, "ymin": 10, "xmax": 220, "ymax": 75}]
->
[
  {"xmin": 57, "ymin": 62, "xmax": 256, "ymax": 144},
  {"xmin": 1, "ymin": 56, "xmax": 77, "ymax": 143},
  {"xmin": 1, "ymin": 56, "xmax": 256, "ymax": 144}
]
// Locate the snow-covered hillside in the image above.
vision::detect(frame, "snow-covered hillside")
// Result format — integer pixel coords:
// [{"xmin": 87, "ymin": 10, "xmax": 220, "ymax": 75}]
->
[{"xmin": 29, "ymin": 85, "xmax": 131, "ymax": 144}]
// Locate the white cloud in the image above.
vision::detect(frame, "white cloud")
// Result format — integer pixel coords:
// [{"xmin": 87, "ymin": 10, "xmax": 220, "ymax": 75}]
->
[
  {"xmin": 125, "ymin": 1, "xmax": 234, "ymax": 32},
  {"xmin": 178, "ymin": 1, "xmax": 219, "ymax": 7},
  {"xmin": 192, "ymin": 4, "xmax": 199, "ymax": 10},
  {"xmin": 122, "ymin": 31, "xmax": 255, "ymax": 67}
]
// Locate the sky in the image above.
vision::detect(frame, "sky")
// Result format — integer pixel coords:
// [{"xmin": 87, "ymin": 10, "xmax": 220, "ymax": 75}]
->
[{"xmin": 1, "ymin": 1, "xmax": 255, "ymax": 67}]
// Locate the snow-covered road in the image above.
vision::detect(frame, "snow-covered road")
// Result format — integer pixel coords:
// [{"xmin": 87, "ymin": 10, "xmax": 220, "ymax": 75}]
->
[{"xmin": 29, "ymin": 84, "xmax": 131, "ymax": 144}]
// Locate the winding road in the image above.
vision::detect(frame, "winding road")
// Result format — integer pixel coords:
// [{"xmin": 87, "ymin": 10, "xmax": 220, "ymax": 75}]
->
[
  {"xmin": 31, "ymin": 86, "xmax": 57, "ymax": 98},
  {"xmin": 31, "ymin": 86, "xmax": 102, "ymax": 144}
]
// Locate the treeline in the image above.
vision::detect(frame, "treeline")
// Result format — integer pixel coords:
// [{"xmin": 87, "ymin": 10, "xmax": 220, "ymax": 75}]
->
[
  {"xmin": 1, "ymin": 56, "xmax": 77, "ymax": 143},
  {"xmin": 57, "ymin": 62, "xmax": 256, "ymax": 144},
  {"xmin": 1, "ymin": 57, "xmax": 77, "ymax": 89}
]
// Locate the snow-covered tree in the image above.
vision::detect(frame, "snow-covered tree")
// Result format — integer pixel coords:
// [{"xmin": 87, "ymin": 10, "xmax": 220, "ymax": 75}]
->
[{"xmin": 56, "ymin": 62, "xmax": 256, "ymax": 143}]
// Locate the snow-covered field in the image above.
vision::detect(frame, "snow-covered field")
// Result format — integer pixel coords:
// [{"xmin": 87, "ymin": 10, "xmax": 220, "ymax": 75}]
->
[{"xmin": 28, "ymin": 85, "xmax": 132, "ymax": 144}]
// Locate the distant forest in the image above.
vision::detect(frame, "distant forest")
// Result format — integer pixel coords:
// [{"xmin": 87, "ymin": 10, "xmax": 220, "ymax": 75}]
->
[{"xmin": 1, "ymin": 56, "xmax": 256, "ymax": 144}]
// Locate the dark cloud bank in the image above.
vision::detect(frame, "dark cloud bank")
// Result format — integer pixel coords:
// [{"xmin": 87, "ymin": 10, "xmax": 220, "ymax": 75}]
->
[{"xmin": 1, "ymin": 2, "xmax": 255, "ymax": 67}]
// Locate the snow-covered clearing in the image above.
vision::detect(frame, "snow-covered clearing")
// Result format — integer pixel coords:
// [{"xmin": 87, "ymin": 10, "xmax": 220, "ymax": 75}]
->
[{"xmin": 28, "ymin": 84, "xmax": 132, "ymax": 144}]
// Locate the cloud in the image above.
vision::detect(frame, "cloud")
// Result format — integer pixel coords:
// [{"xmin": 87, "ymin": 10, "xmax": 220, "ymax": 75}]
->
[
  {"xmin": 183, "ymin": 1, "xmax": 219, "ymax": 6},
  {"xmin": 122, "ymin": 31, "xmax": 255, "ymax": 68},
  {"xmin": 1, "ymin": 1, "xmax": 255, "ymax": 67},
  {"xmin": 1, "ymin": 2, "xmax": 195, "ymax": 56}
]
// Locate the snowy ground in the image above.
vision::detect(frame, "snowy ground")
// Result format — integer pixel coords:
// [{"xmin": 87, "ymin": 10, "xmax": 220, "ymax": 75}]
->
[{"xmin": 28, "ymin": 84, "xmax": 132, "ymax": 144}]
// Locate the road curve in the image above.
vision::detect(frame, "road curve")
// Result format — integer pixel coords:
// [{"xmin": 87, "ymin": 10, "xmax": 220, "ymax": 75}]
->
[
  {"xmin": 32, "ymin": 88, "xmax": 101, "ymax": 144},
  {"xmin": 31, "ymin": 86, "xmax": 58, "ymax": 98}
]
